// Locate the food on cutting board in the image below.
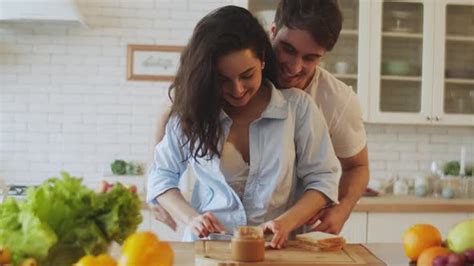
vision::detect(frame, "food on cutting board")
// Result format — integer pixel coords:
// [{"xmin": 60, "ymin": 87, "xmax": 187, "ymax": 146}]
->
[
  {"xmin": 295, "ymin": 231, "xmax": 346, "ymax": 251},
  {"xmin": 0, "ymin": 172, "xmax": 142, "ymax": 266}
]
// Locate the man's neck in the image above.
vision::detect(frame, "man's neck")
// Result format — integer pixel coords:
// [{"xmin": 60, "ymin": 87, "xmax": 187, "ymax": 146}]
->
[{"xmin": 297, "ymin": 67, "xmax": 317, "ymax": 91}]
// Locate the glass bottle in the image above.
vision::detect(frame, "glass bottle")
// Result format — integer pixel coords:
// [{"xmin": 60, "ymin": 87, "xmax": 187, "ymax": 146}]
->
[{"xmin": 427, "ymin": 161, "xmax": 442, "ymax": 198}]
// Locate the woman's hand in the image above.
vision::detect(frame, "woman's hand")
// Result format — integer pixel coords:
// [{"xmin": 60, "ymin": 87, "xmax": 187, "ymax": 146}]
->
[
  {"xmin": 261, "ymin": 219, "xmax": 292, "ymax": 249},
  {"xmin": 188, "ymin": 212, "xmax": 226, "ymax": 238}
]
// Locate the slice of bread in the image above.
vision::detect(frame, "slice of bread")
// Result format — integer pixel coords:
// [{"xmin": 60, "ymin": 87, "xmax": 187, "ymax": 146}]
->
[{"xmin": 295, "ymin": 231, "xmax": 346, "ymax": 251}]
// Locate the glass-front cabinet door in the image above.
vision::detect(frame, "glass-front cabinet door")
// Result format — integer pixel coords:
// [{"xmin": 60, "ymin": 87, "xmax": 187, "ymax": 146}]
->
[
  {"xmin": 322, "ymin": 0, "xmax": 370, "ymax": 121},
  {"xmin": 369, "ymin": 0, "xmax": 435, "ymax": 124},
  {"xmin": 234, "ymin": 0, "xmax": 371, "ymax": 121},
  {"xmin": 432, "ymin": 0, "xmax": 474, "ymax": 125}
]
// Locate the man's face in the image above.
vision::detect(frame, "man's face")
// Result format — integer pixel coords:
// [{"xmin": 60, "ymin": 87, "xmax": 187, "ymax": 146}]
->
[{"xmin": 271, "ymin": 25, "xmax": 327, "ymax": 89}]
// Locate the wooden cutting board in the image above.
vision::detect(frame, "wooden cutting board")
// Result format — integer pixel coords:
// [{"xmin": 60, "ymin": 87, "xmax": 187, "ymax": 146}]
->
[{"xmin": 195, "ymin": 240, "xmax": 385, "ymax": 266}]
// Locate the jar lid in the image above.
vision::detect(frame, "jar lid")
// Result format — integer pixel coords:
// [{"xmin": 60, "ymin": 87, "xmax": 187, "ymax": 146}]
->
[{"xmin": 233, "ymin": 226, "xmax": 263, "ymax": 239}]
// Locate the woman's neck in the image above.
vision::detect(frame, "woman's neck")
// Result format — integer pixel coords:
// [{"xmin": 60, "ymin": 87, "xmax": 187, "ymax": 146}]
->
[{"xmin": 224, "ymin": 83, "xmax": 271, "ymax": 122}]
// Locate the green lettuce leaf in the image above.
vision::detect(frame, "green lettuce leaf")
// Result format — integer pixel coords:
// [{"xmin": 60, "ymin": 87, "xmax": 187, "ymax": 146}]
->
[
  {"xmin": 0, "ymin": 198, "xmax": 57, "ymax": 264},
  {"xmin": 96, "ymin": 183, "xmax": 142, "ymax": 244}
]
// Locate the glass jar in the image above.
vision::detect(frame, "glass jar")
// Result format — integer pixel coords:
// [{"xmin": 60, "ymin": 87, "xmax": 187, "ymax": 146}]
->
[
  {"xmin": 440, "ymin": 176, "xmax": 461, "ymax": 199},
  {"xmin": 393, "ymin": 178, "xmax": 409, "ymax": 196},
  {"xmin": 414, "ymin": 176, "xmax": 428, "ymax": 197},
  {"xmin": 460, "ymin": 177, "xmax": 474, "ymax": 199},
  {"xmin": 231, "ymin": 226, "xmax": 265, "ymax": 262}
]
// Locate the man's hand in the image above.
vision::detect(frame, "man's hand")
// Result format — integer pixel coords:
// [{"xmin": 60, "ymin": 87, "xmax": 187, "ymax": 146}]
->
[
  {"xmin": 306, "ymin": 204, "xmax": 351, "ymax": 234},
  {"xmin": 188, "ymin": 212, "xmax": 226, "ymax": 238},
  {"xmin": 151, "ymin": 205, "xmax": 178, "ymax": 231},
  {"xmin": 261, "ymin": 219, "xmax": 292, "ymax": 249}
]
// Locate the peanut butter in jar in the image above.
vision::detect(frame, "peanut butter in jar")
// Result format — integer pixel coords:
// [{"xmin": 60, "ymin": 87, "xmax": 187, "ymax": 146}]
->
[{"xmin": 231, "ymin": 226, "xmax": 265, "ymax": 262}]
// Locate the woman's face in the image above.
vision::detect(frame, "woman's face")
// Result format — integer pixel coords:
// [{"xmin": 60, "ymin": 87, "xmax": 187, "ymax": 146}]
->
[{"xmin": 217, "ymin": 49, "xmax": 264, "ymax": 108}]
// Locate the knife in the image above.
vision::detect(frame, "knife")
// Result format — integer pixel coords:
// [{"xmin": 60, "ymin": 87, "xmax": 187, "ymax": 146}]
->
[{"xmin": 207, "ymin": 233, "xmax": 233, "ymax": 241}]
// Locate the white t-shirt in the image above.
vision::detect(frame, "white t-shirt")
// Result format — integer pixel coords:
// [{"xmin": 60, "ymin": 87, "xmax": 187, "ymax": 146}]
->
[{"xmin": 304, "ymin": 66, "xmax": 367, "ymax": 158}]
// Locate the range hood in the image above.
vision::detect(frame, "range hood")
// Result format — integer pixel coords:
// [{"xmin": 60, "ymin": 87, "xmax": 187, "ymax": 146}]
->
[{"xmin": 0, "ymin": 0, "xmax": 86, "ymax": 26}]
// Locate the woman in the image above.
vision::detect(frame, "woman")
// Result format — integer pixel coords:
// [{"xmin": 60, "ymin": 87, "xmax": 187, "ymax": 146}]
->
[{"xmin": 147, "ymin": 5, "xmax": 340, "ymax": 249}]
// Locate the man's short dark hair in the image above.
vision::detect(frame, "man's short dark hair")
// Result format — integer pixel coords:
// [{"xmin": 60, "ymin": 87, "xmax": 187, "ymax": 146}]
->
[{"xmin": 274, "ymin": 0, "xmax": 343, "ymax": 51}]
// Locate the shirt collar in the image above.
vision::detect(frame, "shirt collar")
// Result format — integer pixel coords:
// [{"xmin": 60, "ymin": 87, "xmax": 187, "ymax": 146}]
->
[
  {"xmin": 219, "ymin": 80, "xmax": 288, "ymax": 121},
  {"xmin": 260, "ymin": 80, "xmax": 288, "ymax": 119}
]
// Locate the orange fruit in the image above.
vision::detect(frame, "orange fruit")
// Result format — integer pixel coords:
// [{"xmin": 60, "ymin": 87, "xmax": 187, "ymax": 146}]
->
[
  {"xmin": 417, "ymin": 246, "xmax": 451, "ymax": 266},
  {"xmin": 75, "ymin": 254, "xmax": 117, "ymax": 266},
  {"xmin": 119, "ymin": 231, "xmax": 173, "ymax": 266},
  {"xmin": 402, "ymin": 224, "xmax": 442, "ymax": 261},
  {"xmin": 0, "ymin": 246, "xmax": 12, "ymax": 264}
]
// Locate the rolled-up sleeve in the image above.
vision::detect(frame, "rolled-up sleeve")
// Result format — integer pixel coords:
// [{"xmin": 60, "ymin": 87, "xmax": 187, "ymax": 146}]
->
[
  {"xmin": 147, "ymin": 117, "xmax": 188, "ymax": 204},
  {"xmin": 295, "ymin": 94, "xmax": 341, "ymax": 204}
]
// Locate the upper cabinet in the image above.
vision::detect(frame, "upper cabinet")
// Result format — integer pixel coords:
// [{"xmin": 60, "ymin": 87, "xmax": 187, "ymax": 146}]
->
[
  {"xmin": 369, "ymin": 0, "xmax": 435, "ymax": 124},
  {"xmin": 324, "ymin": 0, "xmax": 371, "ymax": 122},
  {"xmin": 233, "ymin": 0, "xmax": 474, "ymax": 126},
  {"xmin": 369, "ymin": 0, "xmax": 474, "ymax": 125},
  {"xmin": 432, "ymin": 0, "xmax": 474, "ymax": 125}
]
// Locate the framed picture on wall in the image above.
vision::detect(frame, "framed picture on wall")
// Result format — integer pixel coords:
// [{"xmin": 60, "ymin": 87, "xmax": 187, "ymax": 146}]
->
[{"xmin": 127, "ymin": 44, "xmax": 184, "ymax": 81}]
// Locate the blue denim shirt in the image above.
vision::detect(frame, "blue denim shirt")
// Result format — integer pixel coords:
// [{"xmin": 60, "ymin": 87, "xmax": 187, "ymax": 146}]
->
[{"xmin": 147, "ymin": 82, "xmax": 341, "ymax": 241}]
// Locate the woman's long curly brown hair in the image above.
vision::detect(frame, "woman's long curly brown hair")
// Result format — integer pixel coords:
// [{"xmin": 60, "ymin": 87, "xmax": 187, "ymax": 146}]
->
[{"xmin": 169, "ymin": 6, "xmax": 278, "ymax": 161}]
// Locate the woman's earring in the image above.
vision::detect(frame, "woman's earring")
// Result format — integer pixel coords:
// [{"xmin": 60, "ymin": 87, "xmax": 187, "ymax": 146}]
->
[{"xmin": 262, "ymin": 62, "xmax": 265, "ymax": 70}]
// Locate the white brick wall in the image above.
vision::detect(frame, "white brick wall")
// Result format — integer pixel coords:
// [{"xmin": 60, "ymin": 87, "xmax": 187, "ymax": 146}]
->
[
  {"xmin": 1, "ymin": 0, "xmax": 473, "ymax": 187},
  {"xmin": 366, "ymin": 124, "xmax": 474, "ymax": 180}
]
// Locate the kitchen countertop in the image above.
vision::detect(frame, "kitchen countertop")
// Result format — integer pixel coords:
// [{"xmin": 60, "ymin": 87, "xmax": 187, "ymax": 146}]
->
[
  {"xmin": 169, "ymin": 242, "xmax": 407, "ymax": 266},
  {"xmin": 353, "ymin": 195, "xmax": 474, "ymax": 213}
]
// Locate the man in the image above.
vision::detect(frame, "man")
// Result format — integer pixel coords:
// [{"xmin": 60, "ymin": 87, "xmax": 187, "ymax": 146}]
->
[
  {"xmin": 152, "ymin": 0, "xmax": 369, "ymax": 235},
  {"xmin": 270, "ymin": 0, "xmax": 369, "ymax": 234}
]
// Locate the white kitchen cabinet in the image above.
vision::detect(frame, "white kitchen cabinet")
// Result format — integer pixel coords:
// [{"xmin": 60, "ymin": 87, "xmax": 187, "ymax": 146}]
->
[
  {"xmin": 432, "ymin": 0, "xmax": 474, "ymax": 125},
  {"xmin": 232, "ymin": 0, "xmax": 371, "ymax": 121},
  {"xmin": 369, "ymin": 0, "xmax": 474, "ymax": 126},
  {"xmin": 340, "ymin": 212, "xmax": 368, "ymax": 243},
  {"xmin": 366, "ymin": 212, "xmax": 470, "ymax": 243}
]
